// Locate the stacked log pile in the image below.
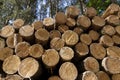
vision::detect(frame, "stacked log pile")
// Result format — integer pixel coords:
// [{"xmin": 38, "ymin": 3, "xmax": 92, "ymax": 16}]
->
[{"xmin": 0, "ymin": 3, "xmax": 120, "ymax": 80}]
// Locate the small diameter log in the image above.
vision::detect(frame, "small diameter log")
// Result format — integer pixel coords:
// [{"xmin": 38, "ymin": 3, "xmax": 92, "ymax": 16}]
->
[
  {"xmin": 59, "ymin": 62, "xmax": 78, "ymax": 80},
  {"xmin": 100, "ymin": 35, "xmax": 114, "ymax": 47},
  {"xmin": 58, "ymin": 25, "xmax": 69, "ymax": 33},
  {"xmin": 62, "ymin": 30, "xmax": 79, "ymax": 46},
  {"xmin": 89, "ymin": 30, "xmax": 100, "ymax": 41},
  {"xmin": 0, "ymin": 38, "xmax": 5, "ymax": 49},
  {"xmin": 6, "ymin": 34, "xmax": 23, "ymax": 48},
  {"xmin": 2, "ymin": 55, "xmax": 21, "ymax": 74},
  {"xmin": 19, "ymin": 25, "xmax": 34, "ymax": 40},
  {"xmin": 18, "ymin": 57, "xmax": 39, "ymax": 78},
  {"xmin": 43, "ymin": 17, "xmax": 55, "ymax": 30},
  {"xmin": 102, "ymin": 3, "xmax": 120, "ymax": 18},
  {"xmin": 35, "ymin": 28, "xmax": 49, "ymax": 45},
  {"xmin": 5, "ymin": 74, "xmax": 23, "ymax": 80},
  {"xmin": 75, "ymin": 42, "xmax": 89, "ymax": 57},
  {"xmin": 48, "ymin": 76, "xmax": 61, "ymax": 80},
  {"xmin": 0, "ymin": 25, "xmax": 15, "ymax": 38},
  {"xmin": 101, "ymin": 25, "xmax": 116, "ymax": 36},
  {"xmin": 80, "ymin": 34, "xmax": 92, "ymax": 45},
  {"xmin": 83, "ymin": 57, "xmax": 99, "ymax": 73},
  {"xmin": 82, "ymin": 71, "xmax": 98, "ymax": 80},
  {"xmin": 73, "ymin": 27, "xmax": 83, "ymax": 35},
  {"xmin": 77, "ymin": 15, "xmax": 91, "ymax": 29},
  {"xmin": 90, "ymin": 43, "xmax": 106, "ymax": 60},
  {"xmin": 0, "ymin": 47, "xmax": 13, "ymax": 61},
  {"xmin": 50, "ymin": 30, "xmax": 61, "ymax": 39},
  {"xmin": 112, "ymin": 35, "xmax": 120, "ymax": 45},
  {"xmin": 32, "ymin": 20, "xmax": 43, "ymax": 30},
  {"xmin": 42, "ymin": 49, "xmax": 59, "ymax": 68},
  {"xmin": 55, "ymin": 12, "xmax": 67, "ymax": 25},
  {"xmin": 112, "ymin": 74, "xmax": 120, "ymax": 80},
  {"xmin": 66, "ymin": 18, "xmax": 76, "ymax": 29},
  {"xmin": 50, "ymin": 37, "xmax": 65, "ymax": 51},
  {"xmin": 65, "ymin": 6, "xmax": 80, "ymax": 18},
  {"xmin": 15, "ymin": 42, "xmax": 30, "ymax": 58},
  {"xmin": 106, "ymin": 15, "xmax": 120, "ymax": 26},
  {"xmin": 115, "ymin": 26, "xmax": 120, "ymax": 35},
  {"xmin": 102, "ymin": 57, "xmax": 120, "ymax": 74},
  {"xmin": 85, "ymin": 7, "xmax": 97, "ymax": 18},
  {"xmin": 29, "ymin": 44, "xmax": 44, "ymax": 58},
  {"xmin": 96, "ymin": 71, "xmax": 110, "ymax": 80},
  {"xmin": 107, "ymin": 46, "xmax": 120, "ymax": 59},
  {"xmin": 92, "ymin": 16, "xmax": 105, "ymax": 30},
  {"xmin": 59, "ymin": 46, "xmax": 74, "ymax": 61},
  {"xmin": 13, "ymin": 19, "xmax": 24, "ymax": 29}
]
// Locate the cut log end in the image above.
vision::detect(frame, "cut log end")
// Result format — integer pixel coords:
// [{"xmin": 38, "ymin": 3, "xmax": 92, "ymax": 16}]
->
[
  {"xmin": 58, "ymin": 25, "xmax": 69, "ymax": 33},
  {"xmin": 32, "ymin": 21, "xmax": 43, "ymax": 30},
  {"xmin": 96, "ymin": 71, "xmax": 110, "ymax": 80},
  {"xmin": 18, "ymin": 57, "xmax": 39, "ymax": 78},
  {"xmin": 5, "ymin": 74, "xmax": 23, "ymax": 80},
  {"xmin": 66, "ymin": 18, "xmax": 76, "ymax": 28},
  {"xmin": 85, "ymin": 7, "xmax": 97, "ymax": 18},
  {"xmin": 59, "ymin": 62, "xmax": 78, "ymax": 80},
  {"xmin": 80, "ymin": 34, "xmax": 92, "ymax": 45},
  {"xmin": 89, "ymin": 30, "xmax": 100, "ymax": 41},
  {"xmin": 112, "ymin": 35, "xmax": 120, "ymax": 45},
  {"xmin": 42, "ymin": 49, "xmax": 59, "ymax": 67},
  {"xmin": 115, "ymin": 26, "xmax": 120, "ymax": 35},
  {"xmin": 112, "ymin": 74, "xmax": 120, "ymax": 80},
  {"xmin": 84, "ymin": 57, "xmax": 99, "ymax": 73},
  {"xmin": 2, "ymin": 55, "xmax": 21, "ymax": 74},
  {"xmin": 48, "ymin": 76, "xmax": 61, "ymax": 80},
  {"xmin": 62, "ymin": 30, "xmax": 79, "ymax": 46},
  {"xmin": 13, "ymin": 19, "xmax": 24, "ymax": 29},
  {"xmin": 59, "ymin": 47, "xmax": 74, "ymax": 61},
  {"xmin": 0, "ymin": 38, "xmax": 5, "ymax": 49},
  {"xmin": 73, "ymin": 27, "xmax": 83, "ymax": 35},
  {"xmin": 50, "ymin": 30, "xmax": 61, "ymax": 39}
]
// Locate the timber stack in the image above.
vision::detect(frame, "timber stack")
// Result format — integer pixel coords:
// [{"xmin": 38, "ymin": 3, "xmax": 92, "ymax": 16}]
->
[{"xmin": 0, "ymin": 3, "xmax": 120, "ymax": 80}]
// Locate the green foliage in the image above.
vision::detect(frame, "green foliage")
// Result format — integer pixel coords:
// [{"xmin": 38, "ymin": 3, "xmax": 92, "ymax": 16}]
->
[{"xmin": 86, "ymin": 0, "xmax": 111, "ymax": 14}]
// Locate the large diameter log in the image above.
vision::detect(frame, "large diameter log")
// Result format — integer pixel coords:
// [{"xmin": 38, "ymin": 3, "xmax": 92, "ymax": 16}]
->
[
  {"xmin": 18, "ymin": 57, "xmax": 39, "ymax": 78},
  {"xmin": 89, "ymin": 30, "xmax": 100, "ymax": 41},
  {"xmin": 50, "ymin": 37, "xmax": 65, "ymax": 51},
  {"xmin": 0, "ymin": 47, "xmax": 13, "ymax": 61},
  {"xmin": 59, "ymin": 62, "xmax": 78, "ymax": 80},
  {"xmin": 0, "ymin": 38, "xmax": 5, "ymax": 49},
  {"xmin": 106, "ymin": 15, "xmax": 120, "ymax": 26},
  {"xmin": 48, "ymin": 76, "xmax": 61, "ymax": 80},
  {"xmin": 6, "ymin": 34, "xmax": 23, "ymax": 48},
  {"xmin": 75, "ymin": 42, "xmax": 89, "ymax": 57},
  {"xmin": 65, "ymin": 6, "xmax": 80, "ymax": 18},
  {"xmin": 101, "ymin": 25, "xmax": 116, "ymax": 36},
  {"xmin": 62, "ymin": 30, "xmax": 79, "ymax": 46},
  {"xmin": 107, "ymin": 46, "xmax": 120, "ymax": 59},
  {"xmin": 96, "ymin": 71, "xmax": 110, "ymax": 80},
  {"xmin": 59, "ymin": 47, "xmax": 74, "ymax": 61},
  {"xmin": 29, "ymin": 44, "xmax": 44, "ymax": 58},
  {"xmin": 92, "ymin": 16, "xmax": 105, "ymax": 30},
  {"xmin": 58, "ymin": 25, "xmax": 69, "ymax": 33},
  {"xmin": 35, "ymin": 28, "xmax": 49, "ymax": 45},
  {"xmin": 19, "ymin": 25, "xmax": 34, "ymax": 41},
  {"xmin": 50, "ymin": 30, "xmax": 61, "ymax": 39},
  {"xmin": 2, "ymin": 55, "xmax": 21, "ymax": 74},
  {"xmin": 32, "ymin": 20, "xmax": 43, "ymax": 30},
  {"xmin": 73, "ymin": 27, "xmax": 83, "ymax": 35},
  {"xmin": 82, "ymin": 71, "xmax": 98, "ymax": 80},
  {"xmin": 66, "ymin": 18, "xmax": 76, "ymax": 29},
  {"xmin": 5, "ymin": 74, "xmax": 23, "ymax": 80},
  {"xmin": 100, "ymin": 35, "xmax": 114, "ymax": 47},
  {"xmin": 0, "ymin": 25, "xmax": 15, "ymax": 38},
  {"xmin": 15, "ymin": 42, "xmax": 30, "ymax": 58},
  {"xmin": 83, "ymin": 57, "xmax": 99, "ymax": 73},
  {"xmin": 55, "ymin": 12, "xmax": 67, "ymax": 25},
  {"xmin": 102, "ymin": 57, "xmax": 120, "ymax": 74},
  {"xmin": 101, "ymin": 3, "xmax": 120, "ymax": 18},
  {"xmin": 42, "ymin": 49, "xmax": 59, "ymax": 67},
  {"xmin": 43, "ymin": 17, "xmax": 55, "ymax": 30},
  {"xmin": 112, "ymin": 74, "xmax": 120, "ymax": 80},
  {"xmin": 90, "ymin": 43, "xmax": 106, "ymax": 60},
  {"xmin": 85, "ymin": 7, "xmax": 97, "ymax": 18},
  {"xmin": 80, "ymin": 34, "xmax": 92, "ymax": 45},
  {"xmin": 77, "ymin": 15, "xmax": 91, "ymax": 29},
  {"xmin": 112, "ymin": 35, "xmax": 120, "ymax": 45},
  {"xmin": 13, "ymin": 19, "xmax": 24, "ymax": 29}
]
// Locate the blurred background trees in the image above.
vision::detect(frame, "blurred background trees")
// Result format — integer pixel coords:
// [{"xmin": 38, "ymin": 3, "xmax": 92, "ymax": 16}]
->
[{"xmin": 0, "ymin": 0, "xmax": 120, "ymax": 28}]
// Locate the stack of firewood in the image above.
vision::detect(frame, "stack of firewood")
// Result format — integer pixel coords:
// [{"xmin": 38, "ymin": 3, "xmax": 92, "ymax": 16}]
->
[{"xmin": 1, "ymin": 3, "xmax": 120, "ymax": 80}]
